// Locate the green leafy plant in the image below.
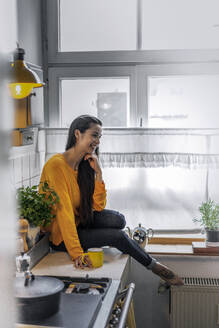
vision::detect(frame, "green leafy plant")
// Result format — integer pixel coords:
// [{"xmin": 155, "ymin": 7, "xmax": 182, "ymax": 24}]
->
[
  {"xmin": 193, "ymin": 199, "xmax": 219, "ymax": 230},
  {"xmin": 17, "ymin": 181, "xmax": 60, "ymax": 227}
]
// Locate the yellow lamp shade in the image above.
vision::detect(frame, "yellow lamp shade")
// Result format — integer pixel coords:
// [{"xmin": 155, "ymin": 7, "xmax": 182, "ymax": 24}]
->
[
  {"xmin": 9, "ymin": 82, "xmax": 43, "ymax": 99},
  {"xmin": 9, "ymin": 48, "xmax": 44, "ymax": 99}
]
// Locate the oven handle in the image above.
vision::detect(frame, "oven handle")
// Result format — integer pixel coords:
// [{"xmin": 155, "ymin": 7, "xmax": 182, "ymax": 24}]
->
[{"xmin": 116, "ymin": 283, "xmax": 135, "ymax": 328}]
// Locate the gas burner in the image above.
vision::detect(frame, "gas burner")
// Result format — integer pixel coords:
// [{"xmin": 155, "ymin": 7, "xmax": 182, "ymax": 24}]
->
[
  {"xmin": 46, "ymin": 275, "xmax": 112, "ymax": 300},
  {"xmin": 64, "ymin": 282, "xmax": 105, "ymax": 295}
]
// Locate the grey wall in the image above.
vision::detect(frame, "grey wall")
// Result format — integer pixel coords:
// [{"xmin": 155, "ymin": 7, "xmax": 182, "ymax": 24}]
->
[
  {"xmin": 11, "ymin": 0, "xmax": 44, "ymax": 188},
  {"xmin": 16, "ymin": 0, "xmax": 44, "ymax": 126},
  {"xmin": 17, "ymin": 0, "xmax": 43, "ymax": 66},
  {"xmin": 129, "ymin": 259, "xmax": 170, "ymax": 328}
]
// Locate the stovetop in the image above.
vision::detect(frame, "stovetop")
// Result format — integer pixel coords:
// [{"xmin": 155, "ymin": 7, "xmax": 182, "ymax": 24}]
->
[
  {"xmin": 18, "ymin": 275, "xmax": 112, "ymax": 328},
  {"xmin": 56, "ymin": 275, "xmax": 112, "ymax": 299}
]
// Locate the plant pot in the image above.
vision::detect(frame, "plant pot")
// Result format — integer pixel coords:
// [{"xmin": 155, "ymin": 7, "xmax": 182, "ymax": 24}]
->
[
  {"xmin": 206, "ymin": 229, "xmax": 219, "ymax": 246},
  {"xmin": 26, "ymin": 225, "xmax": 40, "ymax": 250}
]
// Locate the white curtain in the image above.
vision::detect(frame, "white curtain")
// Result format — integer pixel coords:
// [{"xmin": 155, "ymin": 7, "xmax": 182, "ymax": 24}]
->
[
  {"xmin": 41, "ymin": 128, "xmax": 219, "ymax": 230},
  {"xmin": 41, "ymin": 128, "xmax": 219, "ymax": 170},
  {"xmin": 99, "ymin": 128, "xmax": 219, "ymax": 169}
]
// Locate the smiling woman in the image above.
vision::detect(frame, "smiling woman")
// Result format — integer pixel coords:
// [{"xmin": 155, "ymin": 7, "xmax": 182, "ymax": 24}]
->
[{"xmin": 40, "ymin": 114, "xmax": 183, "ymax": 285}]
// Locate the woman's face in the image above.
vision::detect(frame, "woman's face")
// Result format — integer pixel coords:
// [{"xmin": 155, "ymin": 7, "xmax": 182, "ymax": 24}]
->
[{"xmin": 75, "ymin": 123, "xmax": 102, "ymax": 154}]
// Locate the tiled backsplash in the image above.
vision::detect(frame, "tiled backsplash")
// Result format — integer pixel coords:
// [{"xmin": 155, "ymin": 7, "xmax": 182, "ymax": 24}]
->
[
  {"xmin": 9, "ymin": 127, "xmax": 41, "ymax": 189},
  {"xmin": 9, "ymin": 129, "xmax": 65, "ymax": 190},
  {"xmin": 10, "ymin": 150, "xmax": 41, "ymax": 189}
]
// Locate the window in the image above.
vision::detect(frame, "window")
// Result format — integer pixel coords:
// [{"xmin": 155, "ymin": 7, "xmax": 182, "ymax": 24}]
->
[
  {"xmin": 47, "ymin": 66, "xmax": 136, "ymax": 127},
  {"xmin": 45, "ymin": 0, "xmax": 219, "ymax": 235},
  {"xmin": 148, "ymin": 75, "xmax": 219, "ymax": 128},
  {"xmin": 141, "ymin": 0, "xmax": 219, "ymax": 50},
  {"xmin": 59, "ymin": 0, "xmax": 137, "ymax": 52},
  {"xmin": 61, "ymin": 78, "xmax": 130, "ymax": 127}
]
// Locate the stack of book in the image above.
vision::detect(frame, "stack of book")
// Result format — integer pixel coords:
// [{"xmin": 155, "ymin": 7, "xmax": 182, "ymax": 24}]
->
[{"xmin": 192, "ymin": 242, "xmax": 219, "ymax": 255}]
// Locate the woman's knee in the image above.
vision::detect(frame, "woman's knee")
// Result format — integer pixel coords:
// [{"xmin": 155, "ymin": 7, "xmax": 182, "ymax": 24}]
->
[
  {"xmin": 109, "ymin": 210, "xmax": 126, "ymax": 229},
  {"xmin": 93, "ymin": 209, "xmax": 126, "ymax": 229},
  {"xmin": 117, "ymin": 212, "xmax": 126, "ymax": 229}
]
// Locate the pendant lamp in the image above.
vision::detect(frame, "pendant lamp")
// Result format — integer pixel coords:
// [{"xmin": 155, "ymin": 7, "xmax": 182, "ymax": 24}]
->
[{"xmin": 9, "ymin": 47, "xmax": 44, "ymax": 99}]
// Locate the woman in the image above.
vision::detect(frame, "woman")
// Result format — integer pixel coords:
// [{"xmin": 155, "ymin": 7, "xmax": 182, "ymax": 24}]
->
[{"xmin": 40, "ymin": 115, "xmax": 183, "ymax": 285}]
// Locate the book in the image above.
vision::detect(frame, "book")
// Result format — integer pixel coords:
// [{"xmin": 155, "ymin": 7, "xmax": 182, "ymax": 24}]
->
[{"xmin": 192, "ymin": 242, "xmax": 219, "ymax": 255}]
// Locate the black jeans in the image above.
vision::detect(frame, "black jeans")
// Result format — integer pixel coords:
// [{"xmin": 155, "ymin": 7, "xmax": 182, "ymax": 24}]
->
[{"xmin": 51, "ymin": 209, "xmax": 154, "ymax": 268}]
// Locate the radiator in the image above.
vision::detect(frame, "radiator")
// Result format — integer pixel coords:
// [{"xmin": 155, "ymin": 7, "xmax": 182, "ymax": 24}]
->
[{"xmin": 170, "ymin": 277, "xmax": 219, "ymax": 328}]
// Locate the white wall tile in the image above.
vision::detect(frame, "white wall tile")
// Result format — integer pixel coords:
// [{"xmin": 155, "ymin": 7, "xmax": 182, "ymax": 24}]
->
[
  {"xmin": 10, "ymin": 150, "xmax": 41, "ymax": 189},
  {"xmin": 14, "ymin": 158, "xmax": 22, "ymax": 184},
  {"xmin": 22, "ymin": 155, "xmax": 30, "ymax": 182},
  {"xmin": 9, "ymin": 160, "xmax": 15, "ymax": 186},
  {"xmin": 29, "ymin": 152, "xmax": 40, "ymax": 178},
  {"xmin": 15, "ymin": 182, "xmax": 22, "ymax": 189},
  {"xmin": 22, "ymin": 179, "xmax": 30, "ymax": 188},
  {"xmin": 31, "ymin": 176, "xmax": 40, "ymax": 187},
  {"xmin": 46, "ymin": 133, "xmax": 67, "ymax": 153},
  {"xmin": 35, "ymin": 152, "xmax": 41, "ymax": 175}
]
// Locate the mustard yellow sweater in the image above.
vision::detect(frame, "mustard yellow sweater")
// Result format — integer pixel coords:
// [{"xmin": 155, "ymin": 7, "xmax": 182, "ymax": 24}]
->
[{"xmin": 40, "ymin": 153, "xmax": 107, "ymax": 260}]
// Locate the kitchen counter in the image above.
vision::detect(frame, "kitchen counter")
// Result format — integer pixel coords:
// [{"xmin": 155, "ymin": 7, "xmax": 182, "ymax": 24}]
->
[
  {"xmin": 17, "ymin": 247, "xmax": 130, "ymax": 328},
  {"xmin": 32, "ymin": 247, "xmax": 129, "ymax": 280}
]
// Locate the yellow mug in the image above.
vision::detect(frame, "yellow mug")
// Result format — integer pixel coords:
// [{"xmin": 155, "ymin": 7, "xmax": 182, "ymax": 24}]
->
[{"xmin": 83, "ymin": 248, "xmax": 103, "ymax": 268}]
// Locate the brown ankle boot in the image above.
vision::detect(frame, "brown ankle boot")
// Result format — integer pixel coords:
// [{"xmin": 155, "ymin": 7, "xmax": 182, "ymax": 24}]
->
[{"xmin": 152, "ymin": 262, "xmax": 184, "ymax": 286}]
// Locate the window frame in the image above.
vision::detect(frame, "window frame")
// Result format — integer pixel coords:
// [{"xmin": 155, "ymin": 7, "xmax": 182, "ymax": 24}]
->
[
  {"xmin": 136, "ymin": 62, "xmax": 219, "ymax": 127},
  {"xmin": 44, "ymin": 0, "xmax": 219, "ymax": 241},
  {"xmin": 45, "ymin": 1, "xmax": 219, "ymax": 127}
]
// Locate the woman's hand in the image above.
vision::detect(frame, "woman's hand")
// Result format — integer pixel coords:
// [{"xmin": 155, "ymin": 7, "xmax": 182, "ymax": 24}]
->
[
  {"xmin": 84, "ymin": 154, "xmax": 102, "ymax": 181},
  {"xmin": 73, "ymin": 254, "xmax": 93, "ymax": 269}
]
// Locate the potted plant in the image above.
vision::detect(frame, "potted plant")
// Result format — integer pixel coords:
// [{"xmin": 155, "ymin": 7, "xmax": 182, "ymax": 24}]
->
[
  {"xmin": 193, "ymin": 199, "xmax": 219, "ymax": 246},
  {"xmin": 17, "ymin": 181, "xmax": 60, "ymax": 249}
]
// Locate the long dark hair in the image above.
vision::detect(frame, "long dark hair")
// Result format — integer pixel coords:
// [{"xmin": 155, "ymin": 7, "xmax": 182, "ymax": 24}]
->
[{"xmin": 65, "ymin": 115, "xmax": 102, "ymax": 227}]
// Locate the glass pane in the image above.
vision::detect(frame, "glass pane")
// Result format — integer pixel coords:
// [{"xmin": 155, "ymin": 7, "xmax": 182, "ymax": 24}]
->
[
  {"xmin": 103, "ymin": 167, "xmax": 206, "ymax": 230},
  {"xmin": 60, "ymin": 0, "xmax": 137, "ymax": 51},
  {"xmin": 61, "ymin": 78, "xmax": 130, "ymax": 127},
  {"xmin": 148, "ymin": 75, "xmax": 219, "ymax": 128},
  {"xmin": 142, "ymin": 0, "xmax": 219, "ymax": 49}
]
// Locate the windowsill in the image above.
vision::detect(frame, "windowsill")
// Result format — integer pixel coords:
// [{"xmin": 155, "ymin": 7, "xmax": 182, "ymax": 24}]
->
[
  {"xmin": 147, "ymin": 244, "xmax": 219, "ymax": 256},
  {"xmin": 145, "ymin": 234, "xmax": 219, "ymax": 256},
  {"xmin": 147, "ymin": 244, "xmax": 194, "ymax": 255}
]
